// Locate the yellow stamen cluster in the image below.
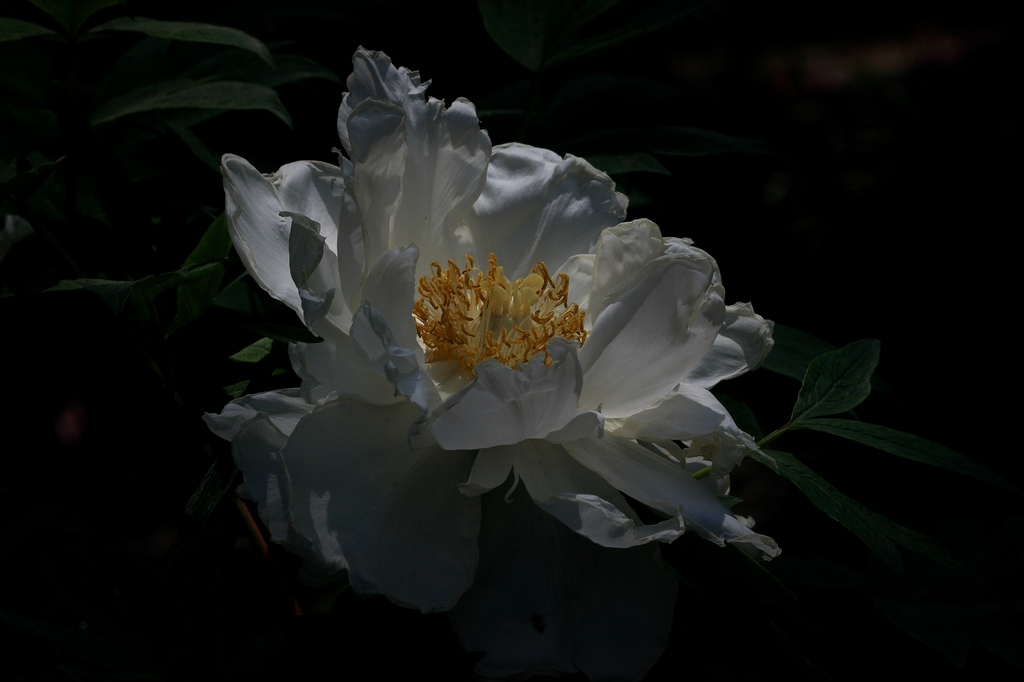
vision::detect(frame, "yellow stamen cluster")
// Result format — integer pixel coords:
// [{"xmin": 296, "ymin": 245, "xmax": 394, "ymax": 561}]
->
[{"xmin": 413, "ymin": 253, "xmax": 587, "ymax": 373}]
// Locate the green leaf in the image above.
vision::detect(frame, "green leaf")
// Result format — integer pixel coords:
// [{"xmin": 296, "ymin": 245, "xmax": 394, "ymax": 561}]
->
[
  {"xmin": 972, "ymin": 611, "xmax": 1024, "ymax": 671},
  {"xmin": 229, "ymin": 337, "xmax": 274, "ymax": 364},
  {"xmin": 181, "ymin": 212, "xmax": 232, "ymax": 268},
  {"xmin": 752, "ymin": 448, "xmax": 904, "ymax": 574},
  {"xmin": 755, "ymin": 449, "xmax": 965, "ymax": 575},
  {"xmin": 761, "ymin": 322, "xmax": 837, "ymax": 382},
  {"xmin": 28, "ymin": 0, "xmax": 118, "ymax": 34},
  {"xmin": 877, "ymin": 601, "xmax": 974, "ymax": 667},
  {"xmin": 768, "ymin": 557, "xmax": 867, "ymax": 590},
  {"xmin": 799, "ymin": 418, "xmax": 1021, "ymax": 495},
  {"xmin": 545, "ymin": 0, "xmax": 712, "ymax": 68},
  {"xmin": 223, "ymin": 379, "xmax": 251, "ymax": 399},
  {"xmin": 0, "ymin": 156, "xmax": 64, "ymax": 201},
  {"xmin": 44, "ymin": 278, "xmax": 134, "ymax": 314},
  {"xmin": 584, "ymin": 152, "xmax": 670, "ymax": 176},
  {"xmin": 477, "ymin": 0, "xmax": 574, "ymax": 71},
  {"xmin": 243, "ymin": 323, "xmax": 320, "ymax": 344},
  {"xmin": 564, "ymin": 126, "xmax": 775, "ymax": 158},
  {"xmin": 89, "ymin": 80, "xmax": 292, "ymax": 127},
  {"xmin": 169, "ymin": 263, "xmax": 225, "ymax": 333},
  {"xmin": 716, "ymin": 494, "xmax": 743, "ymax": 510},
  {"xmin": 714, "ymin": 394, "xmax": 763, "ymax": 440},
  {"xmin": 0, "ymin": 17, "xmax": 57, "ymax": 42},
  {"xmin": 790, "ymin": 339, "xmax": 880, "ymax": 424},
  {"xmin": 90, "ymin": 17, "xmax": 274, "ymax": 67},
  {"xmin": 255, "ymin": 54, "xmax": 343, "ymax": 88},
  {"xmin": 185, "ymin": 458, "xmax": 239, "ymax": 525},
  {"xmin": 162, "ymin": 116, "xmax": 219, "ymax": 171},
  {"xmin": 131, "ymin": 263, "xmax": 224, "ymax": 301}
]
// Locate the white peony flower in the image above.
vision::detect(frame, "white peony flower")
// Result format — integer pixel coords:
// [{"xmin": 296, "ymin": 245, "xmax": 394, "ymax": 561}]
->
[{"xmin": 205, "ymin": 47, "xmax": 778, "ymax": 681}]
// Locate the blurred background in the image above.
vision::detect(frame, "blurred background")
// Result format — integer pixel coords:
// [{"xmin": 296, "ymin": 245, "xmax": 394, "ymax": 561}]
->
[{"xmin": 1, "ymin": 0, "xmax": 1017, "ymax": 679}]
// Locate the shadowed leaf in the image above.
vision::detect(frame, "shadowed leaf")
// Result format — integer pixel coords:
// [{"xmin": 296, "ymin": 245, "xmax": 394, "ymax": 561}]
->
[
  {"xmin": 791, "ymin": 339, "xmax": 879, "ymax": 423},
  {"xmin": 800, "ymin": 418, "xmax": 1020, "ymax": 495},
  {"xmin": 90, "ymin": 17, "xmax": 274, "ymax": 66}
]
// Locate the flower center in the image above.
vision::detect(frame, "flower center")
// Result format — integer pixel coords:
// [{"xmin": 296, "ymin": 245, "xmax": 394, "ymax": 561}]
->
[{"xmin": 413, "ymin": 254, "xmax": 587, "ymax": 373}]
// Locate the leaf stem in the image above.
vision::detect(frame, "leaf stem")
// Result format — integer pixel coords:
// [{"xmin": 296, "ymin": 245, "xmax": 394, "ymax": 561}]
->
[
  {"xmin": 758, "ymin": 425, "xmax": 790, "ymax": 448},
  {"xmin": 691, "ymin": 466, "xmax": 712, "ymax": 480}
]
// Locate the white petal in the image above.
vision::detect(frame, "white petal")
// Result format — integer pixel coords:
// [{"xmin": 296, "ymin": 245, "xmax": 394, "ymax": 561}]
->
[
  {"xmin": 281, "ymin": 398, "xmax": 480, "ymax": 611},
  {"xmin": 203, "ymin": 387, "xmax": 312, "ymax": 441},
  {"xmin": 221, "ymin": 156, "xmax": 348, "ymax": 320},
  {"xmin": 360, "ymin": 244, "xmax": 421, "ymax": 357},
  {"xmin": 230, "ymin": 415, "xmax": 299, "ymax": 548},
  {"xmin": 391, "ymin": 96, "xmax": 490, "ymax": 273},
  {"xmin": 565, "ymin": 433, "xmax": 779, "ymax": 557},
  {"xmin": 288, "ymin": 336, "xmax": 402, "ymax": 406},
  {"xmin": 612, "ymin": 383, "xmax": 731, "ymax": 441},
  {"xmin": 337, "ymin": 47, "xmax": 429, "ymax": 154},
  {"xmin": 513, "ymin": 439, "xmax": 684, "ymax": 548},
  {"xmin": 206, "ymin": 392, "xmax": 340, "ymax": 575},
  {"xmin": 349, "ymin": 303, "xmax": 440, "ymax": 414},
  {"xmin": 284, "ymin": 212, "xmax": 350, "ymax": 338},
  {"xmin": 612, "ymin": 383, "xmax": 758, "ymax": 477},
  {"xmin": 427, "ymin": 337, "xmax": 582, "ymax": 450},
  {"xmin": 465, "ymin": 143, "xmax": 627, "ymax": 279},
  {"xmin": 450, "ymin": 482, "xmax": 676, "ymax": 681},
  {"xmin": 578, "ymin": 254, "xmax": 725, "ymax": 418},
  {"xmin": 459, "ymin": 446, "xmax": 515, "ymax": 497},
  {"xmin": 684, "ymin": 302, "xmax": 775, "ymax": 388},
  {"xmin": 556, "ymin": 252, "xmax": 595, "ymax": 318},
  {"xmin": 543, "ymin": 410, "xmax": 604, "ymax": 443},
  {"xmin": 334, "ymin": 186, "xmax": 367, "ymax": 313},
  {"xmin": 339, "ymin": 49, "xmax": 491, "ymax": 275},
  {"xmin": 587, "ymin": 219, "xmax": 665, "ymax": 322},
  {"xmin": 222, "ymin": 154, "xmax": 301, "ymax": 314},
  {"xmin": 346, "ymin": 98, "xmax": 407, "ymax": 266}
]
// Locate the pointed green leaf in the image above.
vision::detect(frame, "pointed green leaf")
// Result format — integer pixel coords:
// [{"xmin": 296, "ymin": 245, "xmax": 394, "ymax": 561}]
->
[
  {"xmin": 162, "ymin": 116, "xmax": 219, "ymax": 171},
  {"xmin": 28, "ymin": 0, "xmax": 118, "ymax": 34},
  {"xmin": 717, "ymin": 494, "xmax": 743, "ymax": 510},
  {"xmin": 800, "ymin": 418, "xmax": 1020, "ymax": 495},
  {"xmin": 761, "ymin": 323, "xmax": 837, "ymax": 381},
  {"xmin": 755, "ymin": 449, "xmax": 965, "ymax": 574},
  {"xmin": 477, "ymin": 0, "xmax": 574, "ymax": 71},
  {"xmin": 1, "ymin": 156, "xmax": 64, "ymax": 201},
  {"xmin": 223, "ymin": 380, "xmax": 251, "ymax": 399},
  {"xmin": 752, "ymin": 448, "xmax": 904, "ymax": 573},
  {"xmin": 545, "ymin": 0, "xmax": 712, "ymax": 68},
  {"xmin": 972, "ymin": 611, "xmax": 1024, "ymax": 671},
  {"xmin": 255, "ymin": 54, "xmax": 343, "ymax": 88},
  {"xmin": 90, "ymin": 17, "xmax": 274, "ymax": 66},
  {"xmin": 181, "ymin": 212, "xmax": 231, "ymax": 268},
  {"xmin": 791, "ymin": 339, "xmax": 880, "ymax": 423},
  {"xmin": 44, "ymin": 278, "xmax": 134, "ymax": 314},
  {"xmin": 585, "ymin": 152, "xmax": 670, "ymax": 176},
  {"xmin": 0, "ymin": 17, "xmax": 57, "ymax": 42},
  {"xmin": 185, "ymin": 458, "xmax": 239, "ymax": 525},
  {"xmin": 169, "ymin": 263, "xmax": 225, "ymax": 333},
  {"xmin": 877, "ymin": 601, "xmax": 973, "ymax": 667},
  {"xmin": 243, "ymin": 323, "xmax": 320, "ymax": 344},
  {"xmin": 715, "ymin": 394, "xmax": 764, "ymax": 440},
  {"xmin": 229, "ymin": 337, "xmax": 274, "ymax": 364},
  {"xmin": 89, "ymin": 80, "xmax": 291, "ymax": 127},
  {"xmin": 131, "ymin": 262, "xmax": 224, "ymax": 300}
]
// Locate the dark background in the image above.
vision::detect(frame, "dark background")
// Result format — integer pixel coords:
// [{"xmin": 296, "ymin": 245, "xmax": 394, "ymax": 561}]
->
[{"xmin": 1, "ymin": 0, "xmax": 1017, "ymax": 679}]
